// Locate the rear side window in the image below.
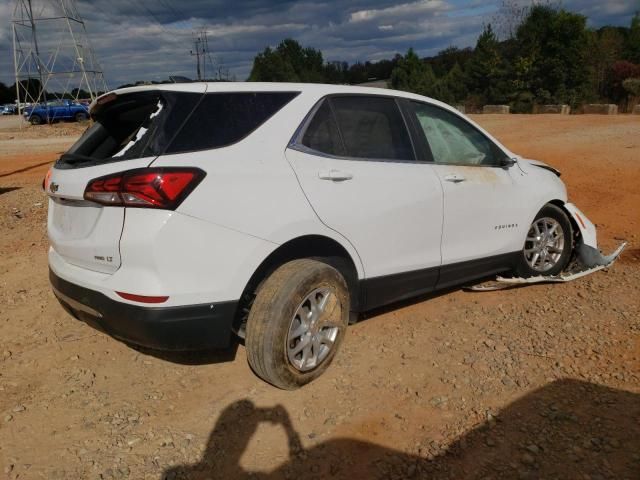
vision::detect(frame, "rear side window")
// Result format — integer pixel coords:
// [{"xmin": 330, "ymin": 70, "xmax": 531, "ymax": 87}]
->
[
  {"xmin": 330, "ymin": 96, "xmax": 414, "ymax": 161},
  {"xmin": 167, "ymin": 91, "xmax": 299, "ymax": 154},
  {"xmin": 57, "ymin": 90, "xmax": 298, "ymax": 169},
  {"xmin": 301, "ymin": 100, "xmax": 345, "ymax": 156}
]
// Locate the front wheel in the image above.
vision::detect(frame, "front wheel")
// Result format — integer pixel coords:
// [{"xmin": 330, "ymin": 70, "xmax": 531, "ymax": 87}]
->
[
  {"xmin": 245, "ymin": 259, "xmax": 350, "ymax": 389},
  {"xmin": 516, "ymin": 204, "xmax": 573, "ymax": 277},
  {"xmin": 75, "ymin": 112, "xmax": 88, "ymax": 122},
  {"xmin": 29, "ymin": 115, "xmax": 42, "ymax": 125}
]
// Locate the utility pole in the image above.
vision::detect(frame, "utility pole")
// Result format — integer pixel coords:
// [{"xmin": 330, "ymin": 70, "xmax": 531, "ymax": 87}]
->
[
  {"xmin": 190, "ymin": 34, "xmax": 205, "ymax": 81},
  {"xmin": 190, "ymin": 30, "xmax": 210, "ymax": 81}
]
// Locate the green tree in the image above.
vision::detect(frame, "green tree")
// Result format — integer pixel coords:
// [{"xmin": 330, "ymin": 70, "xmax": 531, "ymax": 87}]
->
[
  {"xmin": 442, "ymin": 63, "xmax": 467, "ymax": 103},
  {"xmin": 589, "ymin": 27, "xmax": 625, "ymax": 99},
  {"xmin": 15, "ymin": 78, "xmax": 44, "ymax": 103},
  {"xmin": 324, "ymin": 61, "xmax": 348, "ymax": 84},
  {"xmin": 428, "ymin": 46, "xmax": 474, "ymax": 77},
  {"xmin": 465, "ymin": 24, "xmax": 510, "ymax": 105},
  {"xmin": 624, "ymin": 12, "xmax": 640, "ymax": 63},
  {"xmin": 390, "ymin": 48, "xmax": 437, "ymax": 97},
  {"xmin": 249, "ymin": 39, "xmax": 325, "ymax": 82},
  {"xmin": 346, "ymin": 62, "xmax": 369, "ymax": 84},
  {"xmin": 0, "ymin": 82, "xmax": 15, "ymax": 104},
  {"xmin": 514, "ymin": 5, "xmax": 591, "ymax": 106}
]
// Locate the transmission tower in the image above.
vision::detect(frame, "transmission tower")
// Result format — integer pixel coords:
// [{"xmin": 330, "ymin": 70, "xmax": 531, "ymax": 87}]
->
[{"xmin": 12, "ymin": 0, "xmax": 108, "ymax": 112}]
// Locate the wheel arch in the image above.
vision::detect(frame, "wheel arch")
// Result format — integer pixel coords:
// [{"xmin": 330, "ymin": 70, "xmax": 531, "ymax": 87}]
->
[
  {"xmin": 233, "ymin": 234, "xmax": 362, "ymax": 335},
  {"xmin": 523, "ymin": 199, "xmax": 579, "ymax": 244},
  {"xmin": 548, "ymin": 199, "xmax": 581, "ymax": 242}
]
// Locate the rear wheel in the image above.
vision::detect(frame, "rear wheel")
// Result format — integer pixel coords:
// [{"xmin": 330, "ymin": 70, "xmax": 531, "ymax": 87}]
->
[
  {"xmin": 75, "ymin": 112, "xmax": 88, "ymax": 122},
  {"xmin": 516, "ymin": 204, "xmax": 573, "ymax": 277},
  {"xmin": 245, "ymin": 259, "xmax": 350, "ymax": 389}
]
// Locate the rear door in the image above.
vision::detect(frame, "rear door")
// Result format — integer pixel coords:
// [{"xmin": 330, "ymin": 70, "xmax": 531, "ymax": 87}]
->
[
  {"xmin": 47, "ymin": 84, "xmax": 207, "ymax": 274},
  {"xmin": 286, "ymin": 95, "xmax": 443, "ymax": 307}
]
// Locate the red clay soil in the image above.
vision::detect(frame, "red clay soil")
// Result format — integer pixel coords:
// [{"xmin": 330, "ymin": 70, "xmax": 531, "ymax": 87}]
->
[{"xmin": 0, "ymin": 115, "xmax": 638, "ymax": 479}]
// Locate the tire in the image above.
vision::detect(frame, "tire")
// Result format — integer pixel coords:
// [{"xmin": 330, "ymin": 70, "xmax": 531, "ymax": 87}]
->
[
  {"xmin": 29, "ymin": 115, "xmax": 42, "ymax": 125},
  {"xmin": 75, "ymin": 112, "xmax": 88, "ymax": 122},
  {"xmin": 515, "ymin": 204, "xmax": 573, "ymax": 277},
  {"xmin": 245, "ymin": 259, "xmax": 350, "ymax": 389}
]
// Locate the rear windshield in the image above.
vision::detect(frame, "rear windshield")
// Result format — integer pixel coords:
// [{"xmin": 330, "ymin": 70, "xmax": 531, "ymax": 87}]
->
[{"xmin": 57, "ymin": 90, "xmax": 298, "ymax": 168}]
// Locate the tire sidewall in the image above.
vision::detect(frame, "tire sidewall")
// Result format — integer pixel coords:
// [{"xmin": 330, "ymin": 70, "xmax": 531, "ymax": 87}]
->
[
  {"xmin": 247, "ymin": 260, "xmax": 350, "ymax": 389},
  {"xmin": 517, "ymin": 204, "xmax": 573, "ymax": 277}
]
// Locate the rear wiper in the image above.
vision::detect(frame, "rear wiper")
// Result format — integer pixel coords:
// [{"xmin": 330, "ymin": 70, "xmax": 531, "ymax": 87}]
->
[{"xmin": 59, "ymin": 152, "xmax": 96, "ymax": 164}]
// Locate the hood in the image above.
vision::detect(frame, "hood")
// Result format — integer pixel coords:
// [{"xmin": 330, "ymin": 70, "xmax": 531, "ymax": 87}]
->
[{"xmin": 520, "ymin": 158, "xmax": 561, "ymax": 177}]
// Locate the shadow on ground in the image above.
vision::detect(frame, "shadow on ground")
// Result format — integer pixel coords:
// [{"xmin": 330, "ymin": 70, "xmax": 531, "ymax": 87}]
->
[
  {"xmin": 133, "ymin": 342, "xmax": 239, "ymax": 366},
  {"xmin": 0, "ymin": 160, "xmax": 52, "ymax": 178},
  {"xmin": 0, "ymin": 186, "xmax": 21, "ymax": 195},
  {"xmin": 163, "ymin": 379, "xmax": 640, "ymax": 479}
]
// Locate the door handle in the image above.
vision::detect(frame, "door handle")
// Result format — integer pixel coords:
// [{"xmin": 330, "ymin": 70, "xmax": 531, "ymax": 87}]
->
[
  {"xmin": 318, "ymin": 169, "xmax": 354, "ymax": 181},
  {"xmin": 443, "ymin": 173, "xmax": 466, "ymax": 183}
]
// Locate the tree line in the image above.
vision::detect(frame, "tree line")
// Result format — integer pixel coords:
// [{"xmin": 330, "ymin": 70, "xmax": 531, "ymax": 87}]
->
[
  {"xmin": 248, "ymin": 5, "xmax": 640, "ymax": 112},
  {"xmin": 2, "ymin": 4, "xmax": 638, "ymax": 112},
  {"xmin": 0, "ymin": 78, "xmax": 98, "ymax": 105}
]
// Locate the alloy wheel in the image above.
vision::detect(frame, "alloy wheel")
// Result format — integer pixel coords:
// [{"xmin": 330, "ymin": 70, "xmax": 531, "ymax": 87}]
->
[
  {"xmin": 524, "ymin": 217, "xmax": 565, "ymax": 272},
  {"xmin": 286, "ymin": 287, "xmax": 340, "ymax": 372}
]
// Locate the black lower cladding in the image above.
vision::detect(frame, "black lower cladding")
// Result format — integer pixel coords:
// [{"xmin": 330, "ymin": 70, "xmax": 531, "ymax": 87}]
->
[
  {"xmin": 359, "ymin": 252, "xmax": 519, "ymax": 311},
  {"xmin": 49, "ymin": 269, "xmax": 238, "ymax": 351}
]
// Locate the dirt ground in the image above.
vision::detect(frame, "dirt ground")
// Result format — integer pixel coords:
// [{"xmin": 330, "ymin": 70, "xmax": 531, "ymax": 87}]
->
[{"xmin": 0, "ymin": 115, "xmax": 638, "ymax": 480}]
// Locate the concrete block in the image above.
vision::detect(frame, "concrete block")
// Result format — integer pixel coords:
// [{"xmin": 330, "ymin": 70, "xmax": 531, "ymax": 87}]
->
[
  {"xmin": 535, "ymin": 104, "xmax": 570, "ymax": 114},
  {"xmin": 482, "ymin": 105, "xmax": 510, "ymax": 114},
  {"xmin": 582, "ymin": 104, "xmax": 618, "ymax": 115}
]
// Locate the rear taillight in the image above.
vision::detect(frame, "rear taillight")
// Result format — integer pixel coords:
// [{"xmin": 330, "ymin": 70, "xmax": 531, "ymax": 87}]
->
[{"xmin": 84, "ymin": 168, "xmax": 205, "ymax": 209}]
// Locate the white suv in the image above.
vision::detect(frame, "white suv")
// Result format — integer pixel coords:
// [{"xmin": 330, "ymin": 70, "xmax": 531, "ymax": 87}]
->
[{"xmin": 46, "ymin": 82, "xmax": 600, "ymax": 389}]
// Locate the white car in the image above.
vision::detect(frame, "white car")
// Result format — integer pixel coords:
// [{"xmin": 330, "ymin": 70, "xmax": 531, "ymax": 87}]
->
[{"xmin": 46, "ymin": 82, "xmax": 602, "ymax": 389}]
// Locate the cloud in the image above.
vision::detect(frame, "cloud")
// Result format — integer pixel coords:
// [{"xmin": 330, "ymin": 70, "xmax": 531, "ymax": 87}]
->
[
  {"xmin": 349, "ymin": 0, "xmax": 449, "ymax": 23},
  {"xmin": 0, "ymin": 0, "xmax": 635, "ymax": 90}
]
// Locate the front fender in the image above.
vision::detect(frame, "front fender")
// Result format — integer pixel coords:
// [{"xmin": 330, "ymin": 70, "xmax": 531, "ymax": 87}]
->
[{"xmin": 563, "ymin": 202, "xmax": 597, "ymax": 249}]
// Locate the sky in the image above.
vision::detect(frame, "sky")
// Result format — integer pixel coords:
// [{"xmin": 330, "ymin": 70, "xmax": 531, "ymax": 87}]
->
[{"xmin": 0, "ymin": 0, "xmax": 637, "ymax": 90}]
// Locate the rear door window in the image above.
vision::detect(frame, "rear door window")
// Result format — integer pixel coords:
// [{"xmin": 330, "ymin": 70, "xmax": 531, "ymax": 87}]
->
[
  {"xmin": 300, "ymin": 100, "xmax": 346, "ymax": 156},
  {"xmin": 329, "ymin": 96, "xmax": 414, "ymax": 161}
]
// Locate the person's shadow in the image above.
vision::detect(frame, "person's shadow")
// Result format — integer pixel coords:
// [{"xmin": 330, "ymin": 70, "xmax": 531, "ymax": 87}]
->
[{"xmin": 164, "ymin": 379, "xmax": 640, "ymax": 479}]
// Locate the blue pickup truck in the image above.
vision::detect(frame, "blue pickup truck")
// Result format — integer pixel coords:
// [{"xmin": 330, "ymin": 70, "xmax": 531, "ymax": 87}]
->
[{"xmin": 23, "ymin": 100, "xmax": 89, "ymax": 125}]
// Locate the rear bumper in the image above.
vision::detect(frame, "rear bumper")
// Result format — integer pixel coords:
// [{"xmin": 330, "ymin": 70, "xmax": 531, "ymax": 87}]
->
[{"xmin": 50, "ymin": 269, "xmax": 238, "ymax": 351}]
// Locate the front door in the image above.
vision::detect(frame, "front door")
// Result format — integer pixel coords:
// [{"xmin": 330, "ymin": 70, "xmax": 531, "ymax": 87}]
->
[{"xmin": 407, "ymin": 101, "xmax": 527, "ymax": 287}]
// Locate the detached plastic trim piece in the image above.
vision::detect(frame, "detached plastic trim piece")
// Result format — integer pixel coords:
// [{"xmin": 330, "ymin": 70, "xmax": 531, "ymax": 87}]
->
[{"xmin": 467, "ymin": 242, "xmax": 627, "ymax": 291}]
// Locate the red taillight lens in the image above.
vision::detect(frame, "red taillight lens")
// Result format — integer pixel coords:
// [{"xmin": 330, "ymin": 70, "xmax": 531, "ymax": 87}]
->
[{"xmin": 84, "ymin": 168, "xmax": 205, "ymax": 209}]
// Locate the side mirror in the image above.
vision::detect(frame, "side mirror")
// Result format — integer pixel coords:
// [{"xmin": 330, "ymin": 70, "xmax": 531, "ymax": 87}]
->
[{"xmin": 501, "ymin": 157, "xmax": 517, "ymax": 168}]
